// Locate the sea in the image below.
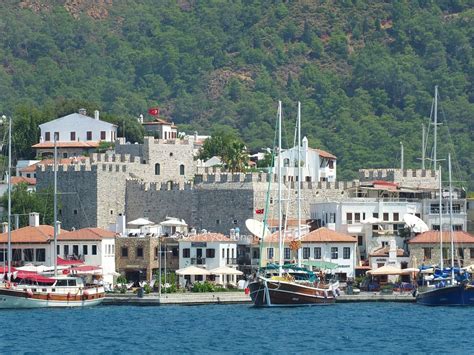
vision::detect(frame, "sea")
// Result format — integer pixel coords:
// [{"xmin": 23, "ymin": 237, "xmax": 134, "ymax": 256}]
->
[{"xmin": 1, "ymin": 303, "xmax": 473, "ymax": 354}]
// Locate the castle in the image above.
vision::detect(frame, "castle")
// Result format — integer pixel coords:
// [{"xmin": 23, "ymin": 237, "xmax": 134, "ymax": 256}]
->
[{"xmin": 36, "ymin": 136, "xmax": 439, "ymax": 234}]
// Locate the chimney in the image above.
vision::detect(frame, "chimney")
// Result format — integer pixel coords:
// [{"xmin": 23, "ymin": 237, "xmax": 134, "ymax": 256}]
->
[
  {"xmin": 117, "ymin": 213, "xmax": 126, "ymax": 235},
  {"xmin": 78, "ymin": 108, "xmax": 87, "ymax": 116},
  {"xmin": 29, "ymin": 212, "xmax": 40, "ymax": 227},
  {"xmin": 1, "ymin": 222, "xmax": 8, "ymax": 233},
  {"xmin": 94, "ymin": 110, "xmax": 100, "ymax": 120}
]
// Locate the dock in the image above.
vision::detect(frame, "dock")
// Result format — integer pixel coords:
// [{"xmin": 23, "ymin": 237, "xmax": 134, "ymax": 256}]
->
[{"xmin": 103, "ymin": 292, "xmax": 415, "ymax": 306}]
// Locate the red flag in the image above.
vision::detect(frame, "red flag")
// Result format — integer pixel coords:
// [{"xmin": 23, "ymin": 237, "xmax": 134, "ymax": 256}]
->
[
  {"xmin": 255, "ymin": 208, "xmax": 264, "ymax": 214},
  {"xmin": 148, "ymin": 107, "xmax": 160, "ymax": 116}
]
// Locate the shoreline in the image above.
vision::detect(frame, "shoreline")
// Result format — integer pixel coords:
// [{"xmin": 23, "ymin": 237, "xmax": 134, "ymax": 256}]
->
[{"xmin": 103, "ymin": 291, "xmax": 416, "ymax": 306}]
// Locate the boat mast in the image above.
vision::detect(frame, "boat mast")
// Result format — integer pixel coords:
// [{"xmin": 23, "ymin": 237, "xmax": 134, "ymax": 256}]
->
[
  {"xmin": 448, "ymin": 153, "xmax": 454, "ymax": 281},
  {"xmin": 53, "ymin": 133, "xmax": 58, "ymax": 276},
  {"xmin": 278, "ymin": 101, "xmax": 283, "ymax": 276},
  {"xmin": 438, "ymin": 166, "xmax": 443, "ymax": 270},
  {"xmin": 297, "ymin": 102, "xmax": 302, "ymax": 267},
  {"xmin": 421, "ymin": 124, "xmax": 426, "ymax": 170},
  {"xmin": 5, "ymin": 115, "xmax": 12, "ymax": 280},
  {"xmin": 433, "ymin": 86, "xmax": 438, "ymax": 171}
]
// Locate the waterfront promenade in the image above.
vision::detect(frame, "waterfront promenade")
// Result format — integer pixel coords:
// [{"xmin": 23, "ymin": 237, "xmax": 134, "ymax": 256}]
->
[{"xmin": 104, "ymin": 291, "xmax": 415, "ymax": 306}]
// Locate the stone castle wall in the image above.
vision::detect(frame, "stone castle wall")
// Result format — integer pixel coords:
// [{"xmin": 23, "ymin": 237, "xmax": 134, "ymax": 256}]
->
[{"xmin": 359, "ymin": 168, "xmax": 439, "ymax": 189}]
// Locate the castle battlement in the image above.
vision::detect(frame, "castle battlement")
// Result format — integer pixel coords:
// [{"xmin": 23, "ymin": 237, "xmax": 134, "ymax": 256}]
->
[
  {"xmin": 90, "ymin": 152, "xmax": 141, "ymax": 164},
  {"xmin": 359, "ymin": 168, "xmax": 436, "ymax": 181},
  {"xmin": 143, "ymin": 136, "xmax": 193, "ymax": 146},
  {"xmin": 127, "ymin": 179, "xmax": 194, "ymax": 191}
]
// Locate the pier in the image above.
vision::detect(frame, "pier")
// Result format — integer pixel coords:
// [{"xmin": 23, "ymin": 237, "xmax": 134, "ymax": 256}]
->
[{"xmin": 103, "ymin": 292, "xmax": 416, "ymax": 306}]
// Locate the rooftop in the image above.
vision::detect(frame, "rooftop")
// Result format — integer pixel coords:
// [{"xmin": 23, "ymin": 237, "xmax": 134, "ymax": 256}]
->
[
  {"xmin": 408, "ymin": 230, "xmax": 474, "ymax": 244},
  {"xmin": 32, "ymin": 141, "xmax": 99, "ymax": 149}
]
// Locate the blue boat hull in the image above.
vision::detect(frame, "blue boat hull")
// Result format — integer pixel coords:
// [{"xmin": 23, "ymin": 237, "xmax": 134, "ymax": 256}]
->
[{"xmin": 416, "ymin": 285, "xmax": 474, "ymax": 306}]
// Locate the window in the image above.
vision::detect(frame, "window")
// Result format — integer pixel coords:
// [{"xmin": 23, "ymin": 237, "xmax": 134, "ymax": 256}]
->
[
  {"xmin": 57, "ymin": 245, "xmax": 60, "ymax": 256},
  {"xmin": 267, "ymin": 247, "xmax": 274, "ymax": 259},
  {"xmin": 121, "ymin": 247, "xmax": 128, "ymax": 257},
  {"xmin": 92, "ymin": 245, "xmax": 97, "ymax": 255},
  {"xmin": 12, "ymin": 249, "xmax": 21, "ymax": 261},
  {"xmin": 155, "ymin": 163, "xmax": 160, "ymax": 175},
  {"xmin": 137, "ymin": 247, "xmax": 143, "ymax": 258},
  {"xmin": 183, "ymin": 248, "xmax": 190, "ymax": 258},
  {"xmin": 303, "ymin": 247, "xmax": 310, "ymax": 259},
  {"xmin": 35, "ymin": 249, "xmax": 45, "ymax": 262},
  {"xmin": 458, "ymin": 248, "xmax": 464, "ymax": 259},
  {"xmin": 442, "ymin": 248, "xmax": 449, "ymax": 259},
  {"xmin": 73, "ymin": 209, "xmax": 78, "ymax": 215},
  {"xmin": 357, "ymin": 235, "xmax": 363, "ymax": 246},
  {"xmin": 393, "ymin": 213, "xmax": 399, "ymax": 222},
  {"xmin": 381, "ymin": 241, "xmax": 389, "ymax": 247},
  {"xmin": 284, "ymin": 248, "xmax": 291, "ymax": 260},
  {"xmin": 233, "ymin": 219, "xmax": 238, "ymax": 225},
  {"xmin": 314, "ymin": 247, "xmax": 321, "ymax": 259},
  {"xmin": 45, "ymin": 132, "xmax": 51, "ymax": 141},
  {"xmin": 86, "ymin": 131, "xmax": 92, "ymax": 140},
  {"xmin": 73, "ymin": 245, "xmax": 79, "ymax": 256},
  {"xmin": 328, "ymin": 160, "xmax": 334, "ymax": 169},
  {"xmin": 180, "ymin": 164, "xmax": 185, "ymax": 175},
  {"xmin": 354, "ymin": 213, "xmax": 361, "ymax": 223},
  {"xmin": 222, "ymin": 248, "xmax": 225, "ymax": 258},
  {"xmin": 343, "ymin": 247, "xmax": 350, "ymax": 259},
  {"xmin": 23, "ymin": 249, "xmax": 34, "ymax": 262},
  {"xmin": 470, "ymin": 248, "xmax": 474, "ymax": 259},
  {"xmin": 53, "ymin": 132, "xmax": 59, "ymax": 141},
  {"xmin": 172, "ymin": 247, "xmax": 178, "ymax": 257},
  {"xmin": 63, "ymin": 152, "xmax": 68, "ymax": 158},
  {"xmin": 206, "ymin": 249, "xmax": 215, "ymax": 258},
  {"xmin": 70, "ymin": 132, "xmax": 76, "ymax": 141},
  {"xmin": 100, "ymin": 131, "xmax": 106, "ymax": 140},
  {"xmin": 331, "ymin": 247, "xmax": 338, "ymax": 259},
  {"xmin": 453, "ymin": 225, "xmax": 463, "ymax": 231},
  {"xmin": 64, "ymin": 245, "xmax": 69, "ymax": 257},
  {"xmin": 216, "ymin": 219, "xmax": 220, "ymax": 225},
  {"xmin": 346, "ymin": 213, "xmax": 352, "ymax": 224},
  {"xmin": 383, "ymin": 213, "xmax": 389, "ymax": 221}
]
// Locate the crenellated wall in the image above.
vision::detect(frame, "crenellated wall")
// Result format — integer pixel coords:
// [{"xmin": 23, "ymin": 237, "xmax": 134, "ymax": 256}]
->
[{"xmin": 359, "ymin": 168, "xmax": 439, "ymax": 189}]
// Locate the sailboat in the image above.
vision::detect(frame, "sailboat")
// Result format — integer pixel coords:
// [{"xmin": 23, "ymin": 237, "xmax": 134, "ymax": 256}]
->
[
  {"xmin": 0, "ymin": 125, "xmax": 104, "ymax": 308},
  {"xmin": 415, "ymin": 154, "xmax": 474, "ymax": 306},
  {"xmin": 247, "ymin": 102, "xmax": 338, "ymax": 307}
]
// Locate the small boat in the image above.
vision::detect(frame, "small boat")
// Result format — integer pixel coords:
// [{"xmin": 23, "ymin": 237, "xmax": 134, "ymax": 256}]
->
[{"xmin": 0, "ymin": 275, "xmax": 104, "ymax": 308}]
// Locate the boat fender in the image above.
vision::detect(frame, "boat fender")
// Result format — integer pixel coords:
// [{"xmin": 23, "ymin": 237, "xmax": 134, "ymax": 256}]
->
[
  {"xmin": 46, "ymin": 293, "xmax": 51, "ymax": 300},
  {"xmin": 5, "ymin": 281, "xmax": 11, "ymax": 289},
  {"xmin": 67, "ymin": 292, "xmax": 71, "ymax": 299},
  {"xmin": 335, "ymin": 288, "xmax": 340, "ymax": 297}
]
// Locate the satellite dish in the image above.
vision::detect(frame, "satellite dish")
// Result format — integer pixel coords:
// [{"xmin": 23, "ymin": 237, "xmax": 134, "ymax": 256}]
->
[
  {"xmin": 245, "ymin": 219, "xmax": 271, "ymax": 239},
  {"xmin": 403, "ymin": 214, "xmax": 429, "ymax": 233}
]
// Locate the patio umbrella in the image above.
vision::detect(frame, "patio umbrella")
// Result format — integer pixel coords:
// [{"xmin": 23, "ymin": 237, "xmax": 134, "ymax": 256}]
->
[
  {"xmin": 209, "ymin": 266, "xmax": 243, "ymax": 275},
  {"xmin": 368, "ymin": 265, "xmax": 404, "ymax": 275},
  {"xmin": 400, "ymin": 268, "xmax": 420, "ymax": 274},
  {"xmin": 175, "ymin": 265, "xmax": 211, "ymax": 276},
  {"xmin": 128, "ymin": 218, "xmax": 155, "ymax": 226}
]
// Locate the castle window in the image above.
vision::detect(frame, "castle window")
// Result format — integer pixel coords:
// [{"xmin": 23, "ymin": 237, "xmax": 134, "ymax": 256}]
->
[
  {"xmin": 121, "ymin": 247, "xmax": 128, "ymax": 257},
  {"xmin": 73, "ymin": 210, "xmax": 78, "ymax": 215},
  {"xmin": 110, "ymin": 210, "xmax": 114, "ymax": 215},
  {"xmin": 169, "ymin": 152, "xmax": 173, "ymax": 157},
  {"xmin": 216, "ymin": 219, "xmax": 220, "ymax": 225},
  {"xmin": 136, "ymin": 247, "xmax": 143, "ymax": 258},
  {"xmin": 180, "ymin": 164, "xmax": 185, "ymax": 176},
  {"xmin": 155, "ymin": 163, "xmax": 160, "ymax": 175}
]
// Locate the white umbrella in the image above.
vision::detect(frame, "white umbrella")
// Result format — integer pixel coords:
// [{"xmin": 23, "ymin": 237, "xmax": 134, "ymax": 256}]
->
[
  {"xmin": 368, "ymin": 265, "xmax": 404, "ymax": 275},
  {"xmin": 175, "ymin": 265, "xmax": 211, "ymax": 276},
  {"xmin": 128, "ymin": 217, "xmax": 155, "ymax": 226},
  {"xmin": 160, "ymin": 218, "xmax": 187, "ymax": 227},
  {"xmin": 209, "ymin": 266, "xmax": 243, "ymax": 275}
]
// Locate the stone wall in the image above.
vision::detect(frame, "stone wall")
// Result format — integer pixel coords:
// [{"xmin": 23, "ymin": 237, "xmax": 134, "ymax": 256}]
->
[
  {"xmin": 409, "ymin": 243, "xmax": 474, "ymax": 267},
  {"xmin": 115, "ymin": 236, "xmax": 159, "ymax": 281},
  {"xmin": 359, "ymin": 168, "xmax": 439, "ymax": 189}
]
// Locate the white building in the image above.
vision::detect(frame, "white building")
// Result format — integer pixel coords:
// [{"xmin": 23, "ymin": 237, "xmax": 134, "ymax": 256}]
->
[
  {"xmin": 310, "ymin": 180, "xmax": 467, "ymax": 261},
  {"xmin": 178, "ymin": 233, "xmax": 238, "ymax": 285},
  {"xmin": 278, "ymin": 137, "xmax": 336, "ymax": 183},
  {"xmin": 0, "ymin": 213, "xmax": 117, "ymax": 284},
  {"xmin": 142, "ymin": 117, "xmax": 178, "ymax": 139},
  {"xmin": 32, "ymin": 108, "xmax": 117, "ymax": 158}
]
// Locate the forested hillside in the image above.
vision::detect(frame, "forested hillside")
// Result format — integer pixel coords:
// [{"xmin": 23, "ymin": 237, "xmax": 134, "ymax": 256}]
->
[{"xmin": 0, "ymin": 0, "xmax": 472, "ymax": 189}]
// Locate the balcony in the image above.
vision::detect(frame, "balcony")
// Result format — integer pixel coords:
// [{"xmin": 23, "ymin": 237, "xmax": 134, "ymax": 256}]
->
[{"xmin": 191, "ymin": 257, "xmax": 206, "ymax": 265}]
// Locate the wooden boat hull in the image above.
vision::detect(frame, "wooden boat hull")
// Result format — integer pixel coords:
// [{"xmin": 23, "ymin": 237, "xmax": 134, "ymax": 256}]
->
[
  {"xmin": 0, "ymin": 287, "xmax": 104, "ymax": 308},
  {"xmin": 248, "ymin": 278, "xmax": 336, "ymax": 307},
  {"xmin": 416, "ymin": 284, "xmax": 474, "ymax": 306}
]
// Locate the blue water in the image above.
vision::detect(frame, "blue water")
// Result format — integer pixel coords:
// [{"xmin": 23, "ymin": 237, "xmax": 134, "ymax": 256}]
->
[{"xmin": 1, "ymin": 303, "xmax": 473, "ymax": 354}]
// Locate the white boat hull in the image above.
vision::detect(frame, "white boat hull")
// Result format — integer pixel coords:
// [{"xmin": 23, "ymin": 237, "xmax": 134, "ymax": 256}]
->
[{"xmin": 0, "ymin": 293, "xmax": 104, "ymax": 308}]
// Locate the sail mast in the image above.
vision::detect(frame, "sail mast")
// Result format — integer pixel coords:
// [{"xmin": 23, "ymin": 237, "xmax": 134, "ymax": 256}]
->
[
  {"xmin": 53, "ymin": 133, "xmax": 58, "ymax": 276},
  {"xmin": 448, "ymin": 153, "xmax": 454, "ymax": 281},
  {"xmin": 6, "ymin": 115, "xmax": 12, "ymax": 280},
  {"xmin": 278, "ymin": 101, "xmax": 283, "ymax": 276},
  {"xmin": 438, "ymin": 166, "xmax": 443, "ymax": 270},
  {"xmin": 297, "ymin": 102, "xmax": 302, "ymax": 267},
  {"xmin": 433, "ymin": 86, "xmax": 438, "ymax": 171}
]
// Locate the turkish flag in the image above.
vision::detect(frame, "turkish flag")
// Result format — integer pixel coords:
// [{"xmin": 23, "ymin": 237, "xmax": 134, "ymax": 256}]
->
[
  {"xmin": 255, "ymin": 208, "xmax": 264, "ymax": 214},
  {"xmin": 148, "ymin": 107, "xmax": 160, "ymax": 116}
]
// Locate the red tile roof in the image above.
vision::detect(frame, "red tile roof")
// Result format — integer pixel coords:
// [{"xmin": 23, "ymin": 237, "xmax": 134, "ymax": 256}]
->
[
  {"xmin": 11, "ymin": 176, "xmax": 36, "ymax": 185},
  {"xmin": 369, "ymin": 246, "xmax": 406, "ymax": 257},
  {"xmin": 409, "ymin": 230, "xmax": 474, "ymax": 244},
  {"xmin": 32, "ymin": 141, "xmax": 99, "ymax": 149},
  {"xmin": 142, "ymin": 118, "xmax": 173, "ymax": 126},
  {"xmin": 309, "ymin": 148, "xmax": 337, "ymax": 160},
  {"xmin": 182, "ymin": 233, "xmax": 234, "ymax": 242},
  {"xmin": 59, "ymin": 228, "xmax": 116, "ymax": 241},
  {"xmin": 301, "ymin": 228, "xmax": 357, "ymax": 243},
  {"xmin": 0, "ymin": 225, "xmax": 65, "ymax": 244},
  {"xmin": 20, "ymin": 157, "xmax": 88, "ymax": 173}
]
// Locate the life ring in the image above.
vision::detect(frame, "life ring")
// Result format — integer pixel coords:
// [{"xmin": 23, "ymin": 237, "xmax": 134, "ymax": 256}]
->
[{"xmin": 5, "ymin": 281, "xmax": 11, "ymax": 289}]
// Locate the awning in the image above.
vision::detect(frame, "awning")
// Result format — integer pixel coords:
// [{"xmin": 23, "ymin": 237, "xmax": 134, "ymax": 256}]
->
[
  {"xmin": 175, "ymin": 265, "xmax": 210, "ymax": 276},
  {"xmin": 63, "ymin": 265, "xmax": 102, "ymax": 275},
  {"xmin": 209, "ymin": 266, "xmax": 243, "ymax": 275},
  {"xmin": 368, "ymin": 265, "xmax": 404, "ymax": 275},
  {"xmin": 15, "ymin": 272, "xmax": 55, "ymax": 284},
  {"xmin": 57, "ymin": 257, "xmax": 84, "ymax": 266},
  {"xmin": 302, "ymin": 261, "xmax": 338, "ymax": 270}
]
